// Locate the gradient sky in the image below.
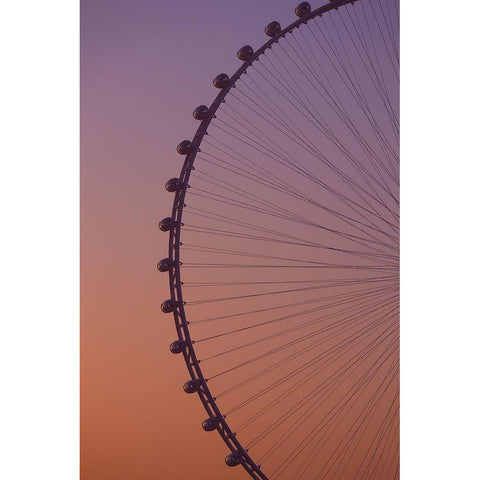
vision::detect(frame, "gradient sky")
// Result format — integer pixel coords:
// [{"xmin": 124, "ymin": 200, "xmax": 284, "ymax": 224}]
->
[
  {"xmin": 81, "ymin": 1, "xmax": 398, "ymax": 479},
  {"xmin": 81, "ymin": 2, "xmax": 323, "ymax": 479}
]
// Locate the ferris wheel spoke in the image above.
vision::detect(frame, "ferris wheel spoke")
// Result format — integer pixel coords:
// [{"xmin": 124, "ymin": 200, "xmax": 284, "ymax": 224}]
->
[
  {"xmin": 299, "ymin": 387, "xmax": 397, "ymax": 478},
  {"xmin": 186, "ymin": 282, "xmax": 392, "ymax": 308},
  {"xmin": 290, "ymin": 26, "xmax": 398, "ymax": 199},
  {"xmin": 181, "ymin": 211, "xmax": 398, "ymax": 260},
  {"xmin": 244, "ymin": 62, "xmax": 398, "ymax": 226},
  {"xmin": 377, "ymin": 0, "xmax": 399, "ymax": 64},
  {"xmin": 269, "ymin": 341, "xmax": 398, "ymax": 478},
  {"xmin": 184, "ymin": 196, "xmax": 398, "ymax": 252},
  {"xmin": 310, "ymin": 360, "xmax": 399, "ymax": 480},
  {"xmin": 182, "ymin": 247, "xmax": 397, "ymax": 272},
  {"xmin": 159, "ymin": 1, "xmax": 398, "ymax": 478},
  {"xmin": 276, "ymin": 34, "xmax": 398, "ymax": 208},
  {"xmin": 239, "ymin": 59, "xmax": 397, "ymax": 216},
  {"xmin": 312, "ymin": 15, "xmax": 399, "ymax": 178},
  {"xmin": 191, "ymin": 162, "xmax": 399, "ymax": 242},
  {"xmin": 259, "ymin": 335, "xmax": 397, "ymax": 477},
  {"xmin": 196, "ymin": 149, "xmax": 399, "ymax": 247},
  {"xmin": 348, "ymin": 5, "xmax": 399, "ymax": 128},
  {"xmin": 227, "ymin": 80, "xmax": 398, "ymax": 224},
  {"xmin": 192, "ymin": 287, "xmax": 398, "ymax": 345},
  {"xmin": 210, "ymin": 115, "xmax": 396, "ymax": 230},
  {"xmin": 201, "ymin": 291, "xmax": 397, "ymax": 372},
  {"xmin": 380, "ymin": 418, "xmax": 401, "ymax": 478},
  {"xmin": 198, "ymin": 289, "xmax": 396, "ymax": 365},
  {"xmin": 214, "ymin": 109, "xmax": 385, "ymax": 208},
  {"xmin": 189, "ymin": 277, "xmax": 396, "ymax": 326},
  {"xmin": 233, "ymin": 310, "xmax": 393, "ymax": 439},
  {"xmin": 331, "ymin": 9, "xmax": 399, "ymax": 144},
  {"xmin": 184, "ymin": 204, "xmax": 398, "ymax": 255},
  {"xmin": 318, "ymin": 372, "xmax": 398, "ymax": 478},
  {"xmin": 352, "ymin": 10, "xmax": 398, "ymax": 158},
  {"xmin": 219, "ymin": 305, "xmax": 398, "ymax": 413},
  {"xmin": 219, "ymin": 305, "xmax": 398, "ymax": 429},
  {"xmin": 257, "ymin": 326, "xmax": 398, "ymax": 454},
  {"xmin": 309, "ymin": 16, "xmax": 397, "ymax": 166},
  {"xmin": 367, "ymin": 0, "xmax": 399, "ymax": 69},
  {"xmin": 352, "ymin": 394, "xmax": 399, "ymax": 480}
]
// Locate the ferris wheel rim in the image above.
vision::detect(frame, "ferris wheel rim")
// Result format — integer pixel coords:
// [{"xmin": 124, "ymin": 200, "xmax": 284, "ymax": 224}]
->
[{"xmin": 162, "ymin": 1, "xmax": 372, "ymax": 478}]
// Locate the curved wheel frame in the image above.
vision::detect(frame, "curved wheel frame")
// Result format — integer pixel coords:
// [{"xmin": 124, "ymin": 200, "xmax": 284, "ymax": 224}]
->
[{"xmin": 164, "ymin": 1, "xmax": 360, "ymax": 478}]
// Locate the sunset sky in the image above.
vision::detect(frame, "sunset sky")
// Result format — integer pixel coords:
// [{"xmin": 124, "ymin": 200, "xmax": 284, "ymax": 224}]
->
[
  {"xmin": 2, "ymin": 0, "xmax": 479, "ymax": 479},
  {"xmin": 0, "ymin": 0, "xmax": 480, "ymax": 480},
  {"xmin": 80, "ymin": 1, "xmax": 331, "ymax": 478},
  {"xmin": 81, "ymin": 1, "xmax": 396, "ymax": 479}
]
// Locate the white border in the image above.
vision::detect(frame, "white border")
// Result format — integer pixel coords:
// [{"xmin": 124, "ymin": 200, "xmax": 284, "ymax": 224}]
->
[
  {"xmin": 0, "ymin": 1, "xmax": 79, "ymax": 479},
  {"xmin": 401, "ymin": 0, "xmax": 480, "ymax": 477},
  {"xmin": 0, "ymin": 0, "xmax": 479, "ymax": 478}
]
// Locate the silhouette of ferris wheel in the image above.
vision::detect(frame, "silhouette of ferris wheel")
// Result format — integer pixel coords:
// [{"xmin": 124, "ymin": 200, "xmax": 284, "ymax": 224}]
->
[{"xmin": 158, "ymin": 0, "xmax": 399, "ymax": 478}]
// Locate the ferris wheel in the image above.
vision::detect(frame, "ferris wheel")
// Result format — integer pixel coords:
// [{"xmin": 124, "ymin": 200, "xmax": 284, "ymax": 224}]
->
[{"xmin": 158, "ymin": 0, "xmax": 399, "ymax": 478}]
